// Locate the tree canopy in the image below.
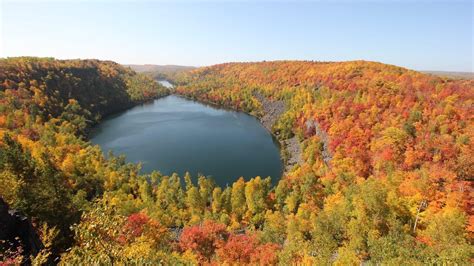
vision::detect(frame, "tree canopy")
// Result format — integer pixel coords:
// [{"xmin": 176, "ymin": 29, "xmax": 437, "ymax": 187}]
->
[{"xmin": 1, "ymin": 58, "xmax": 472, "ymax": 264}]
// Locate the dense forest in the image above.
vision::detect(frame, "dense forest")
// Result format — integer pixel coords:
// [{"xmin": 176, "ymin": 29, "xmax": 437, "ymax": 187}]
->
[
  {"xmin": 0, "ymin": 58, "xmax": 472, "ymax": 264},
  {"xmin": 0, "ymin": 57, "xmax": 170, "ymax": 264},
  {"xmin": 174, "ymin": 61, "xmax": 474, "ymax": 264}
]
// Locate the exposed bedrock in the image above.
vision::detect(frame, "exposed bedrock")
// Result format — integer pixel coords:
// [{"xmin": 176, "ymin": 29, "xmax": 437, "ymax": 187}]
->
[
  {"xmin": 0, "ymin": 197, "xmax": 43, "ymax": 260},
  {"xmin": 253, "ymin": 93, "xmax": 302, "ymax": 174},
  {"xmin": 305, "ymin": 119, "xmax": 332, "ymax": 165},
  {"xmin": 253, "ymin": 92, "xmax": 332, "ymax": 174}
]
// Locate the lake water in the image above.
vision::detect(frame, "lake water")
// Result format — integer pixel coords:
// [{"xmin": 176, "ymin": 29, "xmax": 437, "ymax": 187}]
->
[
  {"xmin": 90, "ymin": 95, "xmax": 282, "ymax": 186},
  {"xmin": 157, "ymin": 80, "xmax": 173, "ymax": 88}
]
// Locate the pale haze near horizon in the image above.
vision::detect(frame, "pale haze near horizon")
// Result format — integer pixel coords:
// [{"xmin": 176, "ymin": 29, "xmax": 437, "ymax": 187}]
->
[{"xmin": 1, "ymin": 0, "xmax": 472, "ymax": 72}]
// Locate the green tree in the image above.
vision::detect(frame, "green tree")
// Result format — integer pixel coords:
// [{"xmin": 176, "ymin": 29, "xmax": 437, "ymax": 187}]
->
[
  {"xmin": 422, "ymin": 208, "xmax": 472, "ymax": 264},
  {"xmin": 244, "ymin": 176, "xmax": 271, "ymax": 227},
  {"xmin": 211, "ymin": 187, "xmax": 223, "ymax": 214},
  {"xmin": 231, "ymin": 177, "xmax": 247, "ymax": 221}
]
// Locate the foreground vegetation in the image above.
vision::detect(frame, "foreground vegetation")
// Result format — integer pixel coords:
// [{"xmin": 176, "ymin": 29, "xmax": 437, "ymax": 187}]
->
[{"xmin": 0, "ymin": 58, "xmax": 472, "ymax": 264}]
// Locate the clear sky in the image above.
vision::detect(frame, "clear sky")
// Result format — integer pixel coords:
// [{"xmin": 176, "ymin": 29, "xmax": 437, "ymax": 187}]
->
[{"xmin": 1, "ymin": 0, "xmax": 472, "ymax": 71}]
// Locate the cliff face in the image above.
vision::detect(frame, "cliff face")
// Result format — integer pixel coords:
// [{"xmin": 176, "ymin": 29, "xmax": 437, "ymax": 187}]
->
[{"xmin": 0, "ymin": 197, "xmax": 43, "ymax": 260}]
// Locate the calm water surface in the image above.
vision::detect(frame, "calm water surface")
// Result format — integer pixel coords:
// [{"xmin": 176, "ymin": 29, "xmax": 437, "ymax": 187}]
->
[
  {"xmin": 157, "ymin": 80, "xmax": 173, "ymax": 88},
  {"xmin": 90, "ymin": 94, "xmax": 282, "ymax": 186}
]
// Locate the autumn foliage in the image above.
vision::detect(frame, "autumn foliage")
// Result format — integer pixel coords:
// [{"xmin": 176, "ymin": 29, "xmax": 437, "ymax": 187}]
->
[
  {"xmin": 179, "ymin": 220, "xmax": 227, "ymax": 262},
  {"xmin": 1, "ymin": 58, "xmax": 472, "ymax": 264},
  {"xmin": 174, "ymin": 60, "xmax": 473, "ymax": 263},
  {"xmin": 178, "ymin": 220, "xmax": 280, "ymax": 264}
]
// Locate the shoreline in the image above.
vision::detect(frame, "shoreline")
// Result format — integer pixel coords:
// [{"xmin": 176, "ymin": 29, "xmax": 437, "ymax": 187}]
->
[
  {"xmin": 88, "ymin": 77, "xmax": 302, "ymax": 179},
  {"xmin": 174, "ymin": 92, "xmax": 302, "ymax": 176}
]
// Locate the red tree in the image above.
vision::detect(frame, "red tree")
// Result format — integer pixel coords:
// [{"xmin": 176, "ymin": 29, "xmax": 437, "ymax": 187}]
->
[{"xmin": 179, "ymin": 220, "xmax": 228, "ymax": 263}]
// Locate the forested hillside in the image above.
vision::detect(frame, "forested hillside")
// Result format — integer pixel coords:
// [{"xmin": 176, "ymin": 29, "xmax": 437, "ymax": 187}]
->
[
  {"xmin": 0, "ymin": 58, "xmax": 472, "ymax": 264},
  {"xmin": 0, "ymin": 57, "xmax": 169, "ymax": 263},
  {"xmin": 174, "ymin": 61, "xmax": 474, "ymax": 264}
]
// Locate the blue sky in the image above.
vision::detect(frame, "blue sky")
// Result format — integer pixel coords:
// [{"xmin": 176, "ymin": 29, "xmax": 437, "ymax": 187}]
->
[{"xmin": 1, "ymin": 1, "xmax": 472, "ymax": 71}]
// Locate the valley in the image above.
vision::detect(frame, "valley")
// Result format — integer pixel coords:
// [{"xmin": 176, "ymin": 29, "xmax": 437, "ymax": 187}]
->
[{"xmin": 0, "ymin": 58, "xmax": 472, "ymax": 265}]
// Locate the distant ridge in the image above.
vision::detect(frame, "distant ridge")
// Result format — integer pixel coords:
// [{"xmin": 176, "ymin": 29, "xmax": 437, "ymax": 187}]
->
[
  {"xmin": 125, "ymin": 64, "xmax": 196, "ymax": 81},
  {"xmin": 125, "ymin": 63, "xmax": 474, "ymax": 80},
  {"xmin": 125, "ymin": 64, "xmax": 195, "ymax": 73},
  {"xmin": 422, "ymin": 70, "xmax": 474, "ymax": 79}
]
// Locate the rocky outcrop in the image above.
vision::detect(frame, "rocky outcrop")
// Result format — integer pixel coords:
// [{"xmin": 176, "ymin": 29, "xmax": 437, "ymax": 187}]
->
[
  {"xmin": 253, "ymin": 93, "xmax": 302, "ymax": 174},
  {"xmin": 253, "ymin": 93, "xmax": 285, "ymax": 131},
  {"xmin": 0, "ymin": 198, "xmax": 43, "ymax": 260},
  {"xmin": 305, "ymin": 119, "xmax": 332, "ymax": 164},
  {"xmin": 283, "ymin": 137, "xmax": 303, "ymax": 173},
  {"xmin": 253, "ymin": 92, "xmax": 332, "ymax": 173}
]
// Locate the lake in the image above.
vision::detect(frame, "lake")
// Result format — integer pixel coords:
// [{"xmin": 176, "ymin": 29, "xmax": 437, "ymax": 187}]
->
[{"xmin": 90, "ymin": 94, "xmax": 283, "ymax": 186}]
